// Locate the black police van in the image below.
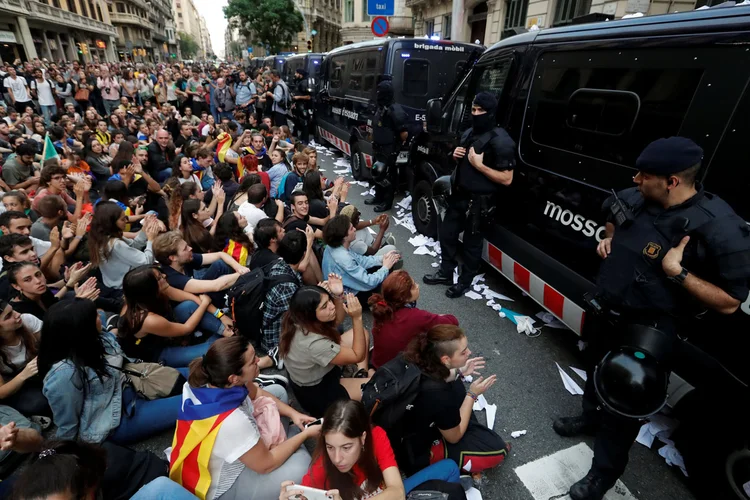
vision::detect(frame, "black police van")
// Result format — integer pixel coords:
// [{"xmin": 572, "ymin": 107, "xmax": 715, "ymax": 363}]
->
[
  {"xmin": 419, "ymin": 7, "xmax": 750, "ymax": 497},
  {"xmin": 314, "ymin": 38, "xmax": 482, "ymax": 180},
  {"xmin": 282, "ymin": 53, "xmax": 324, "ymax": 89},
  {"xmin": 262, "ymin": 55, "xmax": 287, "ymax": 73}
]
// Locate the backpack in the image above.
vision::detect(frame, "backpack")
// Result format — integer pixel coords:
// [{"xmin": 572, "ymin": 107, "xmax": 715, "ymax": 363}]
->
[
  {"xmin": 362, "ymin": 354, "xmax": 442, "ymax": 435},
  {"xmin": 275, "ymin": 80, "xmax": 292, "ymax": 110},
  {"xmin": 226, "ymin": 261, "xmax": 297, "ymax": 345}
]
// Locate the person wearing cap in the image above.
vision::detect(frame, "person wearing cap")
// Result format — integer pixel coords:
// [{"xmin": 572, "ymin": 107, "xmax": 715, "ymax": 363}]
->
[
  {"xmin": 423, "ymin": 91, "xmax": 516, "ymax": 298},
  {"xmin": 364, "ymin": 80, "xmax": 410, "ymax": 212},
  {"xmin": 291, "ymin": 68, "xmax": 312, "ymax": 143},
  {"xmin": 552, "ymin": 136, "xmax": 750, "ymax": 500}
]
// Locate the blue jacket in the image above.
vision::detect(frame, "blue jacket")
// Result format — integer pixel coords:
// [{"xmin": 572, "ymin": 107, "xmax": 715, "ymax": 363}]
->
[
  {"xmin": 42, "ymin": 331, "xmax": 126, "ymax": 443},
  {"xmin": 322, "ymin": 245, "xmax": 388, "ymax": 293}
]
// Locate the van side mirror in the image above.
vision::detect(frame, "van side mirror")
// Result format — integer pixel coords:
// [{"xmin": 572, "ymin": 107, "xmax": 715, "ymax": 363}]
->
[{"xmin": 426, "ymin": 98, "xmax": 443, "ymax": 134}]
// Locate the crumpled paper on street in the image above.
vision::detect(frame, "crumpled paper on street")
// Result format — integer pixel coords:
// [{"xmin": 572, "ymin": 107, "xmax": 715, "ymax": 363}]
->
[{"xmin": 556, "ymin": 362, "xmax": 584, "ymax": 395}]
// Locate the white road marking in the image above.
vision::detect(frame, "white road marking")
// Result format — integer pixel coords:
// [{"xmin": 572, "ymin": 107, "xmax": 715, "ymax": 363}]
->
[{"xmin": 514, "ymin": 443, "xmax": 638, "ymax": 500}]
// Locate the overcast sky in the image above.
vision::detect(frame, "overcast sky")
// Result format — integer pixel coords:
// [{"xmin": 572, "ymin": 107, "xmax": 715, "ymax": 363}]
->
[{"xmin": 194, "ymin": 0, "xmax": 227, "ymax": 57}]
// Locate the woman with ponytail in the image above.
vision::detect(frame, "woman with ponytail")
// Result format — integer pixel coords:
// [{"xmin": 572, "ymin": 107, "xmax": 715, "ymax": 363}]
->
[
  {"xmin": 170, "ymin": 336, "xmax": 318, "ymax": 500},
  {"xmin": 396, "ymin": 324, "xmax": 510, "ymax": 475},
  {"xmin": 368, "ymin": 270, "xmax": 458, "ymax": 369},
  {"xmin": 279, "ymin": 400, "xmax": 466, "ymax": 500}
]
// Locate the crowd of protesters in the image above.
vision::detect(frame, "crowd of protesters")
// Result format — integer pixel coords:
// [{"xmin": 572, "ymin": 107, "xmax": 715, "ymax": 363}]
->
[{"xmin": 0, "ymin": 57, "xmax": 508, "ymax": 500}]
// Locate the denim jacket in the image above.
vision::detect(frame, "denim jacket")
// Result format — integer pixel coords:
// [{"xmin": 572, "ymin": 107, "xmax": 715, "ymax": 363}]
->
[
  {"xmin": 322, "ymin": 245, "xmax": 388, "ymax": 293},
  {"xmin": 43, "ymin": 331, "xmax": 126, "ymax": 443}
]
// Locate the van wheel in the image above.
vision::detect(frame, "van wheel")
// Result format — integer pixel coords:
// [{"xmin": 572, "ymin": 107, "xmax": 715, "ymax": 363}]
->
[
  {"xmin": 351, "ymin": 144, "xmax": 364, "ymax": 181},
  {"xmin": 412, "ymin": 180, "xmax": 438, "ymax": 238}
]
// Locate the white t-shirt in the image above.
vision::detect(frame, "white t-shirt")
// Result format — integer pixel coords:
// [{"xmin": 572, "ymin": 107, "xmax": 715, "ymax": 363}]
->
[
  {"xmin": 238, "ymin": 202, "xmax": 269, "ymax": 230},
  {"xmin": 350, "ymin": 228, "xmax": 375, "ymax": 255},
  {"xmin": 21, "ymin": 313, "xmax": 43, "ymax": 335},
  {"xmin": 3, "ymin": 76, "xmax": 29, "ymax": 102},
  {"xmin": 0, "ymin": 339, "xmax": 27, "ymax": 375},
  {"xmin": 178, "ymin": 174, "xmax": 201, "ymax": 185},
  {"xmin": 30, "ymin": 79, "xmax": 55, "ymax": 106}
]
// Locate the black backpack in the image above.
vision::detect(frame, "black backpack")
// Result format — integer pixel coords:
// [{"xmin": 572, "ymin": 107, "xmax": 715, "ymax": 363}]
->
[
  {"xmin": 226, "ymin": 260, "xmax": 297, "ymax": 345},
  {"xmin": 362, "ymin": 354, "xmax": 442, "ymax": 434}
]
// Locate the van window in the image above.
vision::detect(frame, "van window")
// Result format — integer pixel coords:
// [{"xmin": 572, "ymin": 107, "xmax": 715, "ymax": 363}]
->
[
  {"xmin": 329, "ymin": 57, "xmax": 346, "ymax": 91},
  {"xmin": 403, "ymin": 59, "xmax": 429, "ymax": 96},
  {"xmin": 529, "ymin": 60, "xmax": 703, "ymax": 167}
]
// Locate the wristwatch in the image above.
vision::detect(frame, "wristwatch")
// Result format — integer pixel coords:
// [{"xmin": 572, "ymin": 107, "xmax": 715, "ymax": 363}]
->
[{"xmin": 668, "ymin": 267, "xmax": 689, "ymax": 285}]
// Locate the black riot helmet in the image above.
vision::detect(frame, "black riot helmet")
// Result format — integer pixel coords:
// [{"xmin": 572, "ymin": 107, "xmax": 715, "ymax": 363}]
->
[
  {"xmin": 593, "ymin": 324, "xmax": 676, "ymax": 419},
  {"xmin": 376, "ymin": 80, "xmax": 394, "ymax": 107},
  {"xmin": 432, "ymin": 175, "xmax": 452, "ymax": 198},
  {"xmin": 372, "ymin": 160, "xmax": 390, "ymax": 185}
]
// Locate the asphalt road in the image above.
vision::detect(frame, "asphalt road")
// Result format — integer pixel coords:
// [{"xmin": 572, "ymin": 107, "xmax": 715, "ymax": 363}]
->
[{"xmin": 135, "ymin": 147, "xmax": 697, "ymax": 500}]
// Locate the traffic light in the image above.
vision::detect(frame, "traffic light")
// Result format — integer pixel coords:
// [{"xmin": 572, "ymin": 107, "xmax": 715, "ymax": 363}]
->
[
  {"xmin": 307, "ymin": 40, "xmax": 312, "ymax": 52},
  {"xmin": 77, "ymin": 43, "xmax": 83, "ymax": 54}
]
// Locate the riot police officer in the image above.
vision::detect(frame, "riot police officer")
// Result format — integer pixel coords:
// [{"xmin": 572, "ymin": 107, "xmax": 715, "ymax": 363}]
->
[
  {"xmin": 291, "ymin": 68, "xmax": 312, "ymax": 143},
  {"xmin": 422, "ymin": 92, "xmax": 515, "ymax": 298},
  {"xmin": 553, "ymin": 137, "xmax": 750, "ymax": 500},
  {"xmin": 364, "ymin": 80, "xmax": 409, "ymax": 212}
]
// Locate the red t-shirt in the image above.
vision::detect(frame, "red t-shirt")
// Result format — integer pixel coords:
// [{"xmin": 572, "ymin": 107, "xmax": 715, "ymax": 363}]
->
[
  {"xmin": 302, "ymin": 426, "xmax": 398, "ymax": 498},
  {"xmin": 371, "ymin": 308, "xmax": 459, "ymax": 369}
]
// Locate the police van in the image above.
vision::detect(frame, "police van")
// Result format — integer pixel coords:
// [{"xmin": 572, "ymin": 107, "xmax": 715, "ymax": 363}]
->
[
  {"xmin": 281, "ymin": 53, "xmax": 324, "ymax": 89},
  {"xmin": 421, "ymin": 7, "xmax": 750, "ymax": 497},
  {"xmin": 262, "ymin": 55, "xmax": 287, "ymax": 73},
  {"xmin": 314, "ymin": 38, "xmax": 482, "ymax": 180}
]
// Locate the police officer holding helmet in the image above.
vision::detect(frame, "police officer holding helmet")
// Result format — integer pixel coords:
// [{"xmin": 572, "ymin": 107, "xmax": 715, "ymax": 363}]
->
[
  {"xmin": 422, "ymin": 92, "xmax": 515, "ymax": 297},
  {"xmin": 364, "ymin": 79, "xmax": 410, "ymax": 212},
  {"xmin": 553, "ymin": 137, "xmax": 750, "ymax": 500}
]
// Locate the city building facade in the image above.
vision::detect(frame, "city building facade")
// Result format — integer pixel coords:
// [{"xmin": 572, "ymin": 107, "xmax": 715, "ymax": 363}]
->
[
  {"xmin": 341, "ymin": 0, "xmax": 413, "ymax": 44},
  {"xmin": 173, "ymin": 0, "xmax": 203, "ymax": 59},
  {"xmin": 199, "ymin": 15, "xmax": 212, "ymax": 59},
  {"xmin": 108, "ymin": 0, "xmax": 175, "ymax": 62},
  {"xmin": 0, "ymin": 0, "xmax": 117, "ymax": 64}
]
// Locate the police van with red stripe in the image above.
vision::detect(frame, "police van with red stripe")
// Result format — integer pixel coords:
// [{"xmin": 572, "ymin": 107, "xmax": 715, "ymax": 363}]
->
[
  {"xmin": 420, "ymin": 7, "xmax": 750, "ymax": 498},
  {"xmin": 314, "ymin": 38, "xmax": 483, "ymax": 180}
]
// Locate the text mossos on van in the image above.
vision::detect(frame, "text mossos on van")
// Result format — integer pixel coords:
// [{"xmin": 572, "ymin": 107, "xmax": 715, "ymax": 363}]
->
[
  {"xmin": 544, "ymin": 201, "xmax": 607, "ymax": 241},
  {"xmin": 332, "ymin": 107, "xmax": 359, "ymax": 120},
  {"xmin": 412, "ymin": 44, "xmax": 466, "ymax": 52}
]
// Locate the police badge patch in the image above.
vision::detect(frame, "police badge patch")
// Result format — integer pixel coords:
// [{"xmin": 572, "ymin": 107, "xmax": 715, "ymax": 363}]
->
[{"xmin": 643, "ymin": 242, "xmax": 662, "ymax": 259}]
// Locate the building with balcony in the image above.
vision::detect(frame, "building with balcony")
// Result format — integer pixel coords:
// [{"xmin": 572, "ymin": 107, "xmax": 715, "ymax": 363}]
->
[
  {"xmin": 173, "ymin": 0, "xmax": 202, "ymax": 59},
  {"xmin": 341, "ymin": 0, "xmax": 413, "ymax": 44},
  {"xmin": 0, "ymin": 0, "xmax": 117, "ymax": 64},
  {"xmin": 108, "ymin": 0, "xmax": 175, "ymax": 62},
  {"xmin": 295, "ymin": 0, "xmax": 342, "ymax": 53},
  {"xmin": 198, "ymin": 15, "xmax": 212, "ymax": 58}
]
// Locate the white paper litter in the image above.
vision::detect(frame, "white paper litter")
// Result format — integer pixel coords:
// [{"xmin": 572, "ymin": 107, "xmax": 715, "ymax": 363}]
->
[
  {"xmin": 397, "ymin": 195, "xmax": 412, "ymax": 209},
  {"xmin": 570, "ymin": 366, "xmax": 588, "ymax": 382},
  {"xmin": 556, "ymin": 362, "xmax": 584, "ymax": 395},
  {"xmin": 333, "ymin": 169, "xmax": 349, "ymax": 175},
  {"xmin": 472, "ymin": 394, "xmax": 488, "ymax": 411},
  {"xmin": 465, "ymin": 487, "xmax": 482, "ymax": 500},
  {"xmin": 516, "ymin": 316, "xmax": 539, "ymax": 337},
  {"xmin": 462, "ymin": 375, "xmax": 473, "ymax": 383},
  {"xmin": 511, "ymin": 430, "xmax": 527, "ymax": 438},
  {"xmin": 482, "ymin": 289, "xmax": 514, "ymax": 302},
  {"xmin": 535, "ymin": 311, "xmax": 567, "ymax": 329},
  {"xmin": 431, "ymin": 262, "xmax": 439, "ymax": 268},
  {"xmin": 636, "ymin": 415, "xmax": 678, "ymax": 449},
  {"xmin": 414, "ymin": 246, "xmax": 432, "ymax": 255},
  {"xmin": 408, "ymin": 234, "xmax": 431, "ymax": 247},
  {"xmin": 658, "ymin": 438, "xmax": 688, "ymax": 476},
  {"xmin": 453, "ymin": 267, "xmax": 459, "ymax": 284},
  {"xmin": 472, "ymin": 274, "xmax": 485, "ymax": 286},
  {"xmin": 465, "ymin": 291, "xmax": 484, "ymax": 300},
  {"xmin": 486, "ymin": 403, "xmax": 497, "ymax": 431},
  {"xmin": 577, "ymin": 340, "xmax": 587, "ymax": 351}
]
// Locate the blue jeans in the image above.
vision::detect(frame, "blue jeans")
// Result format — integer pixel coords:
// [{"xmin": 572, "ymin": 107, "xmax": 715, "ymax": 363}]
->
[
  {"xmin": 403, "ymin": 459, "xmax": 461, "ymax": 493},
  {"xmin": 192, "ymin": 259, "xmax": 234, "ymax": 307},
  {"xmin": 155, "ymin": 168, "xmax": 172, "ymax": 183},
  {"xmin": 108, "ymin": 381, "xmax": 185, "ymax": 445},
  {"xmin": 158, "ymin": 334, "xmax": 221, "ymax": 368},
  {"xmin": 41, "ymin": 104, "xmax": 57, "ymax": 126},
  {"xmin": 173, "ymin": 300, "xmax": 225, "ymax": 337},
  {"xmin": 131, "ymin": 476, "xmax": 198, "ymax": 500},
  {"xmin": 218, "ymin": 110, "xmax": 233, "ymax": 121},
  {"xmin": 103, "ymin": 99, "xmax": 119, "ymax": 116}
]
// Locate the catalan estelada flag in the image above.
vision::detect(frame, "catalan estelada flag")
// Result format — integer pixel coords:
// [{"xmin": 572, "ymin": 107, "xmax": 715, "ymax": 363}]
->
[
  {"xmin": 169, "ymin": 384, "xmax": 248, "ymax": 499},
  {"xmin": 216, "ymin": 132, "xmax": 232, "ymax": 163},
  {"xmin": 223, "ymin": 239, "xmax": 250, "ymax": 267}
]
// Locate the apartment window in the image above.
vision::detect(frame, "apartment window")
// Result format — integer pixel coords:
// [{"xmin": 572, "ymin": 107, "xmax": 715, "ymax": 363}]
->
[
  {"xmin": 88, "ymin": 0, "xmax": 95, "ymax": 18},
  {"xmin": 96, "ymin": 4, "xmax": 103, "ymax": 19},
  {"xmin": 553, "ymin": 0, "xmax": 591, "ymax": 24},
  {"xmin": 344, "ymin": 0, "xmax": 354, "ymax": 22},
  {"xmin": 80, "ymin": 0, "xmax": 89, "ymax": 16},
  {"xmin": 425, "ymin": 18, "xmax": 435, "ymax": 37},
  {"xmin": 442, "ymin": 15, "xmax": 451, "ymax": 39},
  {"xmin": 504, "ymin": 0, "xmax": 529, "ymax": 29},
  {"xmin": 178, "ymin": 12, "xmax": 182, "ymax": 16},
  {"xmin": 50, "ymin": 0, "xmax": 61, "ymax": 8},
  {"xmin": 69, "ymin": 0, "xmax": 79, "ymax": 13},
  {"xmin": 361, "ymin": 0, "xmax": 369, "ymax": 22}
]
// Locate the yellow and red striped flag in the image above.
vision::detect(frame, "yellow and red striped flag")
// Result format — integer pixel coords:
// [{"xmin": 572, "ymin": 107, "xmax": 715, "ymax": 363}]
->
[{"xmin": 223, "ymin": 239, "xmax": 250, "ymax": 267}]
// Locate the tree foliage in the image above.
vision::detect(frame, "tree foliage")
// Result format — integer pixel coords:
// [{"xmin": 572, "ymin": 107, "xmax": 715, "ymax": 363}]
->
[
  {"xmin": 224, "ymin": 0, "xmax": 304, "ymax": 54},
  {"xmin": 178, "ymin": 32, "xmax": 200, "ymax": 57}
]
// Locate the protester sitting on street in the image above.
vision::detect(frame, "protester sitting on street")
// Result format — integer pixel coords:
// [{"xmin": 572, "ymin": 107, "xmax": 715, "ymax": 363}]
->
[
  {"xmin": 0, "ymin": 233, "xmax": 63, "ymax": 299},
  {"xmin": 168, "ymin": 181, "xmax": 202, "ymax": 230},
  {"xmin": 171, "ymin": 154, "xmax": 201, "ymax": 185},
  {"xmin": 279, "ymin": 281, "xmax": 371, "ymax": 418},
  {"xmin": 397, "ymin": 325, "xmax": 509, "ymax": 475},
  {"xmin": 238, "ymin": 183, "xmax": 284, "ymax": 230},
  {"xmin": 2, "ymin": 191, "xmax": 38, "ymax": 222},
  {"xmin": 339, "ymin": 206, "xmax": 397, "ymax": 257},
  {"xmin": 154, "ymin": 230, "xmax": 247, "ymax": 307},
  {"xmin": 0, "ymin": 406, "xmax": 43, "ymax": 496},
  {"xmin": 180, "ymin": 198, "xmax": 223, "ymax": 254},
  {"xmin": 170, "ymin": 336, "xmax": 319, "ymax": 500},
  {"xmin": 30, "ymin": 195, "xmax": 67, "ymax": 243},
  {"xmin": 267, "ymin": 149, "xmax": 290, "ymax": 198},
  {"xmin": 302, "ymin": 171, "xmax": 340, "ymax": 230},
  {"xmin": 1, "ymin": 144, "xmax": 39, "ymax": 191},
  {"xmin": 39, "ymin": 299, "xmax": 182, "ymax": 444},
  {"xmin": 118, "ymin": 265, "xmax": 232, "ymax": 368},
  {"xmin": 84, "ymin": 138, "xmax": 113, "ymax": 186},
  {"xmin": 88, "ymin": 202, "xmax": 161, "ymax": 291},
  {"xmin": 249, "ymin": 219, "xmax": 285, "ymax": 270},
  {"xmin": 322, "ymin": 215, "xmax": 400, "ymax": 295},
  {"xmin": 31, "ymin": 165, "xmax": 88, "ymax": 223},
  {"xmin": 9, "ymin": 261, "xmax": 99, "ymax": 322},
  {"xmin": 278, "ymin": 152, "xmax": 308, "ymax": 203},
  {"xmin": 280, "ymin": 400, "xmax": 465, "ymax": 500},
  {"xmin": 0, "ymin": 212, "xmax": 52, "ymax": 272},
  {"xmin": 368, "ymin": 271, "xmax": 458, "ymax": 369},
  {"xmin": 213, "ymin": 211, "xmax": 254, "ymax": 267}
]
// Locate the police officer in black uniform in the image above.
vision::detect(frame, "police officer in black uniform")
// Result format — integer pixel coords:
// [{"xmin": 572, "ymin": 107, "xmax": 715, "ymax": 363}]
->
[
  {"xmin": 422, "ymin": 92, "xmax": 516, "ymax": 298},
  {"xmin": 364, "ymin": 80, "xmax": 409, "ymax": 212},
  {"xmin": 553, "ymin": 137, "xmax": 750, "ymax": 500},
  {"xmin": 291, "ymin": 68, "xmax": 312, "ymax": 143}
]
